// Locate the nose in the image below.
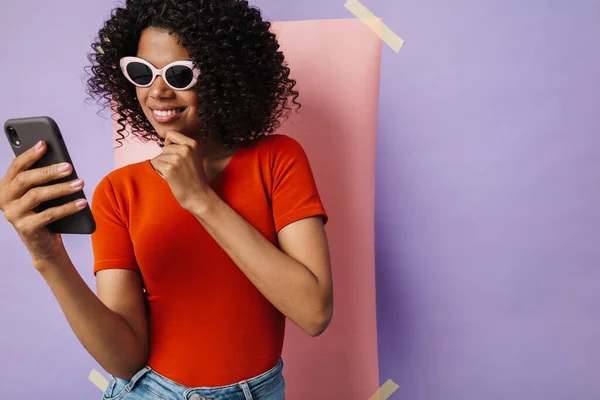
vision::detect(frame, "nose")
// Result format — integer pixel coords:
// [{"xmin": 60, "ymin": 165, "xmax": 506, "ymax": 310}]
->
[{"xmin": 149, "ymin": 76, "xmax": 175, "ymax": 99}]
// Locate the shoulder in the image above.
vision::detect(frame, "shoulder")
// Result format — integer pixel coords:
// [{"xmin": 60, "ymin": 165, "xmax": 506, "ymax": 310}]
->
[
  {"xmin": 104, "ymin": 160, "xmax": 149, "ymax": 185},
  {"xmin": 249, "ymin": 134, "xmax": 309, "ymax": 164},
  {"xmin": 92, "ymin": 161, "xmax": 150, "ymax": 204},
  {"xmin": 258, "ymin": 133, "xmax": 304, "ymax": 152}
]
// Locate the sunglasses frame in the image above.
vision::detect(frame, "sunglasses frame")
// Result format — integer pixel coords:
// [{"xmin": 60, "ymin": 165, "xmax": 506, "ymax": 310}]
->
[{"xmin": 119, "ymin": 56, "xmax": 201, "ymax": 91}]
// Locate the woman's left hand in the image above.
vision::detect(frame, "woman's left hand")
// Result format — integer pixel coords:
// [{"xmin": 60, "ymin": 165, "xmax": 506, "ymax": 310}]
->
[{"xmin": 151, "ymin": 130, "xmax": 210, "ymax": 212}]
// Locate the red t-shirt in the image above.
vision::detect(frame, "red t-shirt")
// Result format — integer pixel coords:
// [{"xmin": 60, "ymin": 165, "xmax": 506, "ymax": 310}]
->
[{"xmin": 90, "ymin": 134, "xmax": 328, "ymax": 386}]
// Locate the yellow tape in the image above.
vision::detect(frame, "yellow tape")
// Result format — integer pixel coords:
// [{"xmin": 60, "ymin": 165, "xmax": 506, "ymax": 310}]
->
[
  {"xmin": 368, "ymin": 379, "xmax": 400, "ymax": 400},
  {"xmin": 95, "ymin": 37, "xmax": 110, "ymax": 54},
  {"xmin": 344, "ymin": 0, "xmax": 404, "ymax": 52},
  {"xmin": 88, "ymin": 369, "xmax": 109, "ymax": 392}
]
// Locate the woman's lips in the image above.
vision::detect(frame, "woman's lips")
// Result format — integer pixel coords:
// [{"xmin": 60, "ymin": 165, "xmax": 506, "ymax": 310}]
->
[{"xmin": 150, "ymin": 107, "xmax": 185, "ymax": 124}]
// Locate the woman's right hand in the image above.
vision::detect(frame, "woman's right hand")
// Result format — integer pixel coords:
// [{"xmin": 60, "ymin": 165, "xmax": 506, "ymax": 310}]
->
[{"xmin": 0, "ymin": 141, "xmax": 88, "ymax": 267}]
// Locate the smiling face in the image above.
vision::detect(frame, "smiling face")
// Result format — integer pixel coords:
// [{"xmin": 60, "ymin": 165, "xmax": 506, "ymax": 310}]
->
[{"xmin": 135, "ymin": 27, "xmax": 202, "ymax": 139}]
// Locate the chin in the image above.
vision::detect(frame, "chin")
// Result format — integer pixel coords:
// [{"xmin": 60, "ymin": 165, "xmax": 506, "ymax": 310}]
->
[
  {"xmin": 149, "ymin": 126, "xmax": 166, "ymax": 139},
  {"xmin": 150, "ymin": 122, "xmax": 179, "ymax": 138},
  {"xmin": 154, "ymin": 125, "xmax": 194, "ymax": 141}
]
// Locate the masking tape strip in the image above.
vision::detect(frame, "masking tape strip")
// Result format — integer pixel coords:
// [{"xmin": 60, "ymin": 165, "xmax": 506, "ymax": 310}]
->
[
  {"xmin": 368, "ymin": 379, "xmax": 400, "ymax": 400},
  {"xmin": 88, "ymin": 369, "xmax": 109, "ymax": 392},
  {"xmin": 95, "ymin": 37, "xmax": 109, "ymax": 54},
  {"xmin": 344, "ymin": 0, "xmax": 404, "ymax": 53}
]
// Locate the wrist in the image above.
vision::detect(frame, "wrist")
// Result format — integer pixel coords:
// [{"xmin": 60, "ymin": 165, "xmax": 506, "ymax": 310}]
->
[
  {"xmin": 32, "ymin": 246, "xmax": 70, "ymax": 272},
  {"xmin": 189, "ymin": 188, "xmax": 221, "ymax": 221}
]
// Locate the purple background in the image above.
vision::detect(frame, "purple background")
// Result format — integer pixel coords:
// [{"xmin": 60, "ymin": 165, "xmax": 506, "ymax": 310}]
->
[{"xmin": 1, "ymin": 0, "xmax": 600, "ymax": 398}]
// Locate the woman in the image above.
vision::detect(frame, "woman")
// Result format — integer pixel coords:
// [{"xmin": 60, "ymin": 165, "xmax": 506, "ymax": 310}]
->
[{"xmin": 0, "ymin": 0, "xmax": 333, "ymax": 399}]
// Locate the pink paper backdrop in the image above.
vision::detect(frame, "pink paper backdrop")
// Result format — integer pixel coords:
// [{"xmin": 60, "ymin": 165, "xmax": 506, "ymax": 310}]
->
[{"xmin": 114, "ymin": 18, "xmax": 382, "ymax": 400}]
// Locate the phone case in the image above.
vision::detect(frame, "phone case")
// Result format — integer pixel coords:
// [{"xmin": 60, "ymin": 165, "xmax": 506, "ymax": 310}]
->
[{"xmin": 3, "ymin": 116, "xmax": 96, "ymax": 234}]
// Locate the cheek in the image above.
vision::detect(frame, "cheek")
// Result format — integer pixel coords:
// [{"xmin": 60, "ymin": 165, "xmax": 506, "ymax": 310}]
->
[
  {"xmin": 136, "ymin": 87, "xmax": 148, "ymax": 109},
  {"xmin": 180, "ymin": 91, "xmax": 198, "ymax": 109}
]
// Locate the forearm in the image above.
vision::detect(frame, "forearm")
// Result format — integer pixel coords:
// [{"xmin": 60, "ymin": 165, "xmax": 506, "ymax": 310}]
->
[
  {"xmin": 192, "ymin": 190, "xmax": 330, "ymax": 335},
  {"xmin": 36, "ymin": 252, "xmax": 146, "ymax": 379}
]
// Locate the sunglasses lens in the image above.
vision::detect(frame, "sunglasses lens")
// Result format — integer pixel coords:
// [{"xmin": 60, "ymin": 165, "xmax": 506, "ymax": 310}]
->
[
  {"xmin": 126, "ymin": 62, "xmax": 153, "ymax": 86},
  {"xmin": 166, "ymin": 65, "xmax": 194, "ymax": 89}
]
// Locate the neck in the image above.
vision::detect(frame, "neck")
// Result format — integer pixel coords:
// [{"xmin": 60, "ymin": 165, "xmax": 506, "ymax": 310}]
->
[{"xmin": 198, "ymin": 136, "xmax": 237, "ymax": 161}]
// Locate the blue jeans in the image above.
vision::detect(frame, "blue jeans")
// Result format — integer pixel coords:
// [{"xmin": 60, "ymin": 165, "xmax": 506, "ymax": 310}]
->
[{"xmin": 102, "ymin": 359, "xmax": 285, "ymax": 400}]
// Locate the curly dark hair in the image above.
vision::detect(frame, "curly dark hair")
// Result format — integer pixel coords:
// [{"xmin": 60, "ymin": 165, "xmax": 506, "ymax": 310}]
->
[{"xmin": 86, "ymin": 0, "xmax": 300, "ymax": 149}]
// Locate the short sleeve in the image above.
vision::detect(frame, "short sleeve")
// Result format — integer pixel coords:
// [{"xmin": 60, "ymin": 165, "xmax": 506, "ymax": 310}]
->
[
  {"xmin": 90, "ymin": 176, "xmax": 139, "ymax": 275},
  {"xmin": 270, "ymin": 135, "xmax": 328, "ymax": 233}
]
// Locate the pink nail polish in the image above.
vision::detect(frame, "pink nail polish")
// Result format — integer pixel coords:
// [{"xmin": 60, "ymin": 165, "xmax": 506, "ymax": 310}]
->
[
  {"xmin": 75, "ymin": 199, "xmax": 87, "ymax": 208},
  {"xmin": 57, "ymin": 163, "xmax": 70, "ymax": 173},
  {"xmin": 70, "ymin": 179, "xmax": 84, "ymax": 188},
  {"xmin": 35, "ymin": 141, "xmax": 43, "ymax": 151}
]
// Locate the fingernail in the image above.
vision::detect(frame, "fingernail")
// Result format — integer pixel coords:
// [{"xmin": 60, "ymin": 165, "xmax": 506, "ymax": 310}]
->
[
  {"xmin": 57, "ymin": 163, "xmax": 71, "ymax": 172},
  {"xmin": 70, "ymin": 179, "xmax": 84, "ymax": 189},
  {"xmin": 75, "ymin": 199, "xmax": 87, "ymax": 208},
  {"xmin": 35, "ymin": 141, "xmax": 44, "ymax": 151}
]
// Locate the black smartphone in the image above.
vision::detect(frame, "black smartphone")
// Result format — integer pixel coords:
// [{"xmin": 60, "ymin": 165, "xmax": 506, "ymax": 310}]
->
[{"xmin": 3, "ymin": 116, "xmax": 96, "ymax": 234}]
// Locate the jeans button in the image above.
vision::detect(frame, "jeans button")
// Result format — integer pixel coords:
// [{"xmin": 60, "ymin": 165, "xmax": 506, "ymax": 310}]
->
[{"xmin": 190, "ymin": 395, "xmax": 201, "ymax": 400}]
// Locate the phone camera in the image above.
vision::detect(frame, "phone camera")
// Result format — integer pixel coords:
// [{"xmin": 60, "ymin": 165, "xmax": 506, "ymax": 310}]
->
[{"xmin": 6, "ymin": 126, "xmax": 21, "ymax": 147}]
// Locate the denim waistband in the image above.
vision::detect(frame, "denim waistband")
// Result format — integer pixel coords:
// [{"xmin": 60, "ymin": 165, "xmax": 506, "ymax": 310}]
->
[{"xmin": 116, "ymin": 358, "xmax": 285, "ymax": 400}]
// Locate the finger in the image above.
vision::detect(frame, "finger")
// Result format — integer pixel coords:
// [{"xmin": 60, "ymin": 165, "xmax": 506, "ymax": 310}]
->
[
  {"xmin": 151, "ymin": 154, "xmax": 185, "ymax": 179},
  {"xmin": 161, "ymin": 143, "xmax": 193, "ymax": 158},
  {"xmin": 10, "ymin": 162, "xmax": 73, "ymax": 199},
  {"xmin": 6, "ymin": 141, "xmax": 46, "ymax": 181},
  {"xmin": 164, "ymin": 131, "xmax": 196, "ymax": 148},
  {"xmin": 160, "ymin": 142, "xmax": 179, "ymax": 153},
  {"xmin": 151, "ymin": 158, "xmax": 169, "ymax": 179},
  {"xmin": 21, "ymin": 197, "xmax": 88, "ymax": 233},
  {"xmin": 152, "ymin": 153, "xmax": 179, "ymax": 166},
  {"xmin": 163, "ymin": 130, "xmax": 181, "ymax": 145},
  {"xmin": 16, "ymin": 178, "xmax": 85, "ymax": 215}
]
